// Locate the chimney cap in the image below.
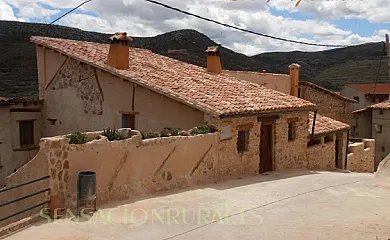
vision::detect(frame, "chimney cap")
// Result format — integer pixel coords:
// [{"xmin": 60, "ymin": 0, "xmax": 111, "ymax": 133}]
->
[
  {"xmin": 289, "ymin": 63, "xmax": 300, "ymax": 69},
  {"xmin": 109, "ymin": 32, "xmax": 133, "ymax": 42},
  {"xmin": 205, "ymin": 46, "xmax": 220, "ymax": 55}
]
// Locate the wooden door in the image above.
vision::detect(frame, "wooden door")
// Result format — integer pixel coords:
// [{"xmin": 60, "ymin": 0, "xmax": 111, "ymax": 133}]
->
[{"xmin": 260, "ymin": 124, "xmax": 273, "ymax": 173}]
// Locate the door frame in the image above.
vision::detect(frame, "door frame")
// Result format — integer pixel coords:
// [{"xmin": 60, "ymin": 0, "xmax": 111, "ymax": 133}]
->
[{"xmin": 259, "ymin": 120, "xmax": 275, "ymax": 173}]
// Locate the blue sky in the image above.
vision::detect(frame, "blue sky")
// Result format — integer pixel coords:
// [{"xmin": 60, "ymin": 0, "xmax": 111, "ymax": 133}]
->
[{"xmin": 1, "ymin": 0, "xmax": 389, "ymax": 54}]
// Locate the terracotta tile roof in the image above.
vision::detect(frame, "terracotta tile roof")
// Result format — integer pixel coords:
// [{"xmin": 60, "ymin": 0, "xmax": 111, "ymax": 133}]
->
[
  {"xmin": 353, "ymin": 99, "xmax": 390, "ymax": 114},
  {"xmin": 308, "ymin": 112, "xmax": 350, "ymax": 136},
  {"xmin": 30, "ymin": 36, "xmax": 316, "ymax": 117},
  {"xmin": 346, "ymin": 83, "xmax": 390, "ymax": 95},
  {"xmin": 368, "ymin": 100, "xmax": 390, "ymax": 109},
  {"xmin": 300, "ymin": 81, "xmax": 357, "ymax": 103},
  {"xmin": 0, "ymin": 97, "xmax": 43, "ymax": 105}
]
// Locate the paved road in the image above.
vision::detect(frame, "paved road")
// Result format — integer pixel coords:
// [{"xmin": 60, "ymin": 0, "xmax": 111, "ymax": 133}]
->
[{"xmin": 3, "ymin": 170, "xmax": 390, "ymax": 240}]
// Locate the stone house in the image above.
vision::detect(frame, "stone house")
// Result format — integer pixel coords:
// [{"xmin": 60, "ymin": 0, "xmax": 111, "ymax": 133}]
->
[
  {"xmin": 299, "ymin": 81, "xmax": 356, "ymax": 124},
  {"xmin": 29, "ymin": 33, "xmax": 324, "ymax": 175},
  {"xmin": 0, "ymin": 32, "xmax": 360, "ymax": 185},
  {"xmin": 0, "ymin": 98, "xmax": 43, "ymax": 186},
  {"xmin": 341, "ymin": 83, "xmax": 390, "ymax": 112},
  {"xmin": 352, "ymin": 100, "xmax": 390, "ymax": 168}
]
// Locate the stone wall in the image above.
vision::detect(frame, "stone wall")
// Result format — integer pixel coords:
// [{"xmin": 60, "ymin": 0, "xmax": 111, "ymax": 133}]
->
[
  {"xmin": 301, "ymin": 84, "xmax": 351, "ymax": 124},
  {"xmin": 307, "ymin": 136, "xmax": 336, "ymax": 170},
  {"xmin": 347, "ymin": 139, "xmax": 375, "ymax": 173},
  {"xmin": 205, "ymin": 116, "xmax": 260, "ymax": 179},
  {"xmin": 274, "ymin": 112, "xmax": 309, "ymax": 170},
  {"xmin": 45, "ymin": 129, "xmax": 219, "ymax": 209}
]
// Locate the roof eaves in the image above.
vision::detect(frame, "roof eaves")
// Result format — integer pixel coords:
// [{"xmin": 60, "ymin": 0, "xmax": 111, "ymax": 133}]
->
[
  {"xmin": 300, "ymin": 81, "xmax": 357, "ymax": 103},
  {"xmin": 220, "ymin": 105, "xmax": 317, "ymax": 119}
]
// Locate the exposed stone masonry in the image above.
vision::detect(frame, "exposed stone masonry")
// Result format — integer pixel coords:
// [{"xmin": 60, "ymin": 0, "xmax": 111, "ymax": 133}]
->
[{"xmin": 48, "ymin": 58, "xmax": 103, "ymax": 115}]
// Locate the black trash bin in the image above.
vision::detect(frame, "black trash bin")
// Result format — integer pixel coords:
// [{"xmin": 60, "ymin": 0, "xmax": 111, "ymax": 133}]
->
[{"xmin": 77, "ymin": 171, "xmax": 97, "ymax": 216}]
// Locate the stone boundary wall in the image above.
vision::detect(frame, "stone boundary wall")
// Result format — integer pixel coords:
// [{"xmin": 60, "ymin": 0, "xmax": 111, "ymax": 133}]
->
[
  {"xmin": 307, "ymin": 139, "xmax": 336, "ymax": 170},
  {"xmin": 51, "ymin": 130, "xmax": 220, "ymax": 209},
  {"xmin": 347, "ymin": 139, "xmax": 375, "ymax": 173}
]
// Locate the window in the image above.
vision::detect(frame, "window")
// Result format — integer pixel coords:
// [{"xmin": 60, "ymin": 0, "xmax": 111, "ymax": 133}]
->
[
  {"xmin": 237, "ymin": 130, "xmax": 249, "ymax": 153},
  {"xmin": 307, "ymin": 137, "xmax": 322, "ymax": 147},
  {"xmin": 325, "ymin": 135, "xmax": 334, "ymax": 143},
  {"xmin": 288, "ymin": 120, "xmax": 297, "ymax": 141},
  {"xmin": 353, "ymin": 96, "xmax": 359, "ymax": 103},
  {"xmin": 19, "ymin": 120, "xmax": 34, "ymax": 147},
  {"xmin": 298, "ymin": 88, "xmax": 301, "ymax": 98},
  {"xmin": 379, "ymin": 110, "xmax": 384, "ymax": 115},
  {"xmin": 382, "ymin": 146, "xmax": 386, "ymax": 152},
  {"xmin": 121, "ymin": 114, "xmax": 135, "ymax": 129},
  {"xmin": 375, "ymin": 124, "xmax": 382, "ymax": 133}
]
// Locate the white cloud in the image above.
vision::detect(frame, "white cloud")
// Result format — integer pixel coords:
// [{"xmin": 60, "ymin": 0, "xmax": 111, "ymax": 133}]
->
[
  {"xmin": 268, "ymin": 0, "xmax": 390, "ymax": 23},
  {"xmin": 0, "ymin": 0, "xmax": 25, "ymax": 21},
  {"xmin": 5, "ymin": 0, "xmax": 60, "ymax": 20},
  {"xmin": 2, "ymin": 0, "xmax": 389, "ymax": 55}
]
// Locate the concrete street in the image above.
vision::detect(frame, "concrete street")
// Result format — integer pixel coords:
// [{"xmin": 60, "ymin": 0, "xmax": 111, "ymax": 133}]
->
[{"xmin": 3, "ymin": 167, "xmax": 390, "ymax": 240}]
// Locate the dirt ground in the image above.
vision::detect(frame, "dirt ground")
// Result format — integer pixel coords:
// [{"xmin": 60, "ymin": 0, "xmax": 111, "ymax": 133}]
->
[{"xmin": 3, "ymin": 168, "xmax": 390, "ymax": 240}]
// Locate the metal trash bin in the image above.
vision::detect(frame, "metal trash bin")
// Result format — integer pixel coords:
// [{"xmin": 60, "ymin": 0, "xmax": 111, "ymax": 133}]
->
[{"xmin": 77, "ymin": 171, "xmax": 97, "ymax": 216}]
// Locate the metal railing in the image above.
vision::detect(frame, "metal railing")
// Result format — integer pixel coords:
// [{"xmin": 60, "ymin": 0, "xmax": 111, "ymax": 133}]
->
[{"xmin": 0, "ymin": 176, "xmax": 50, "ymax": 222}]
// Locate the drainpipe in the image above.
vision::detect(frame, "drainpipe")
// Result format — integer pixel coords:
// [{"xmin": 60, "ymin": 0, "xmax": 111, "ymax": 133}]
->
[
  {"xmin": 344, "ymin": 131, "xmax": 350, "ymax": 170},
  {"xmin": 311, "ymin": 110, "xmax": 318, "ymax": 137}
]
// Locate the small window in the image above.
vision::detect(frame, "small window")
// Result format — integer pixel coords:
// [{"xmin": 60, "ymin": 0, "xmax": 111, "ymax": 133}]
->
[
  {"xmin": 325, "ymin": 135, "xmax": 333, "ymax": 143},
  {"xmin": 375, "ymin": 125, "xmax": 382, "ymax": 133},
  {"xmin": 379, "ymin": 110, "xmax": 384, "ymax": 115},
  {"xmin": 122, "ymin": 114, "xmax": 135, "ymax": 129},
  {"xmin": 308, "ymin": 137, "xmax": 322, "ymax": 147},
  {"xmin": 298, "ymin": 88, "xmax": 301, "ymax": 98},
  {"xmin": 237, "ymin": 130, "xmax": 249, "ymax": 153},
  {"xmin": 382, "ymin": 146, "xmax": 386, "ymax": 152},
  {"xmin": 353, "ymin": 96, "xmax": 359, "ymax": 103},
  {"xmin": 288, "ymin": 120, "xmax": 297, "ymax": 141},
  {"xmin": 19, "ymin": 120, "xmax": 34, "ymax": 147}
]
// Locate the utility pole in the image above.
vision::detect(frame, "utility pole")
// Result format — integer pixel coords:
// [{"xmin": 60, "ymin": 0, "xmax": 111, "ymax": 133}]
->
[{"xmin": 386, "ymin": 34, "xmax": 389, "ymax": 79}]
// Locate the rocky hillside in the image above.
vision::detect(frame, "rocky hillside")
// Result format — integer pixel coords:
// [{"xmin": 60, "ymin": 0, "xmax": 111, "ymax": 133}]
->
[{"xmin": 0, "ymin": 20, "xmax": 388, "ymax": 97}]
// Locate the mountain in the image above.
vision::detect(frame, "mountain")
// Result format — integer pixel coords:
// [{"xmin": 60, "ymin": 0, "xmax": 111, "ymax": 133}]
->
[{"xmin": 0, "ymin": 20, "xmax": 388, "ymax": 98}]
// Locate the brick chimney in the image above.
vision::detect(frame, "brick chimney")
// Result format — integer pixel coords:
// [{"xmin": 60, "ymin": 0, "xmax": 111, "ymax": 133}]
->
[
  {"xmin": 289, "ymin": 63, "xmax": 300, "ymax": 97},
  {"xmin": 107, "ymin": 32, "xmax": 133, "ymax": 69},
  {"xmin": 205, "ymin": 46, "xmax": 222, "ymax": 73}
]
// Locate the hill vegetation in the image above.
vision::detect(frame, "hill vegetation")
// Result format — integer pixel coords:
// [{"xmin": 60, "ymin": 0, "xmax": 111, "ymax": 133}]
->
[{"xmin": 0, "ymin": 20, "xmax": 388, "ymax": 97}]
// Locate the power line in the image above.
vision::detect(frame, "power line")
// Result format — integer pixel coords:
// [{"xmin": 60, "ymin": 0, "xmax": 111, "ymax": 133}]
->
[
  {"xmin": 143, "ymin": 0, "xmax": 353, "ymax": 48},
  {"xmin": 37, "ymin": 0, "xmax": 92, "ymax": 33},
  {"xmin": 35, "ymin": 0, "xmax": 358, "ymax": 48}
]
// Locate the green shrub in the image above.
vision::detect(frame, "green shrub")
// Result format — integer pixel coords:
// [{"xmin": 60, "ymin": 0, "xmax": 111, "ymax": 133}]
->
[
  {"xmin": 160, "ymin": 128, "xmax": 170, "ymax": 137},
  {"xmin": 68, "ymin": 131, "xmax": 88, "ymax": 144},
  {"xmin": 170, "ymin": 128, "xmax": 181, "ymax": 136},
  {"xmin": 190, "ymin": 125, "xmax": 211, "ymax": 135},
  {"xmin": 102, "ymin": 128, "xmax": 125, "ymax": 141},
  {"xmin": 141, "ymin": 131, "xmax": 147, "ymax": 140},
  {"xmin": 146, "ymin": 131, "xmax": 160, "ymax": 139}
]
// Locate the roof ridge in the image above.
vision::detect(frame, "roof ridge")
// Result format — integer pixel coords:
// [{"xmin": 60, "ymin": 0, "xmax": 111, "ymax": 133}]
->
[{"xmin": 300, "ymin": 81, "xmax": 357, "ymax": 103}]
